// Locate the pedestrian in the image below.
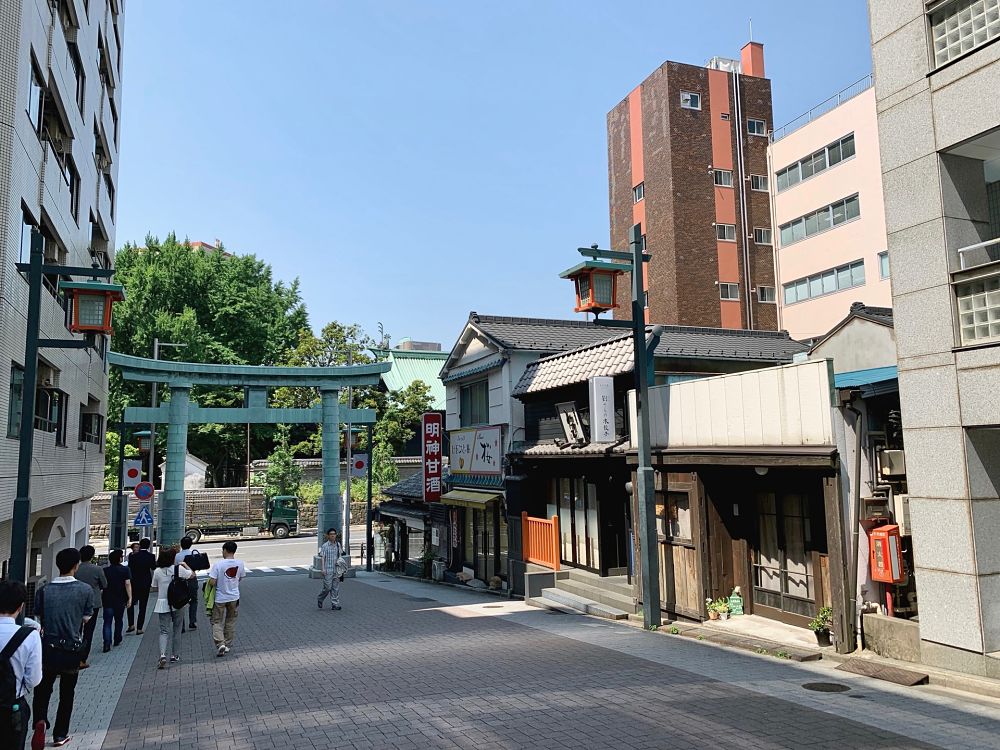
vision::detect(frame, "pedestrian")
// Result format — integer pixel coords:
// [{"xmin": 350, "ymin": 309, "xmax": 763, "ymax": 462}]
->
[
  {"xmin": 32, "ymin": 547, "xmax": 93, "ymax": 748},
  {"xmin": 151, "ymin": 547, "xmax": 193, "ymax": 669},
  {"xmin": 207, "ymin": 541, "xmax": 245, "ymax": 657},
  {"xmin": 174, "ymin": 536, "xmax": 201, "ymax": 631},
  {"xmin": 72, "ymin": 546, "xmax": 106, "ymax": 669},
  {"xmin": 0, "ymin": 580, "xmax": 42, "ymax": 750},
  {"xmin": 100, "ymin": 549, "xmax": 132, "ymax": 652},
  {"xmin": 125, "ymin": 542, "xmax": 139, "ymax": 561},
  {"xmin": 317, "ymin": 528, "xmax": 345, "ymax": 611},
  {"xmin": 126, "ymin": 538, "xmax": 156, "ymax": 635}
]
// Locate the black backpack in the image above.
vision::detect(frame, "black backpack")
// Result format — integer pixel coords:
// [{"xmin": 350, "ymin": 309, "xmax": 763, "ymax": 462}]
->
[
  {"xmin": 0, "ymin": 626, "xmax": 34, "ymax": 712},
  {"xmin": 167, "ymin": 566, "xmax": 192, "ymax": 609}
]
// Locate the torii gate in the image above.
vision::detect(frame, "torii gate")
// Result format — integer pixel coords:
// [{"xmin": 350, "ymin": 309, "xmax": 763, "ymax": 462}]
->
[{"xmin": 108, "ymin": 353, "xmax": 390, "ymax": 549}]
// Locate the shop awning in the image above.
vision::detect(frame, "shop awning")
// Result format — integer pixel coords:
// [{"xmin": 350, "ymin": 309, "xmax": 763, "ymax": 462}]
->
[
  {"xmin": 439, "ymin": 489, "xmax": 502, "ymax": 508},
  {"xmin": 374, "ymin": 500, "xmax": 429, "ymax": 528}
]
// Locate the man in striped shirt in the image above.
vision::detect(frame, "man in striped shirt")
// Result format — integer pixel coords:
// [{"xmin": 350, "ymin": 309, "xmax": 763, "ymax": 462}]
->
[{"xmin": 317, "ymin": 529, "xmax": 343, "ymax": 611}]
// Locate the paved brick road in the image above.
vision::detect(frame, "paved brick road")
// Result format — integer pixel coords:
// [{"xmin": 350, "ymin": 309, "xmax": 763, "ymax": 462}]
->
[{"xmin": 89, "ymin": 573, "xmax": 1000, "ymax": 750}]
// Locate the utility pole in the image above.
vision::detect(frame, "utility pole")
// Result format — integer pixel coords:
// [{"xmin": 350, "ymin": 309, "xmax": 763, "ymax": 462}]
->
[
  {"xmin": 366, "ymin": 423, "xmax": 374, "ymax": 572},
  {"xmin": 343, "ymin": 350, "xmax": 353, "ymax": 559}
]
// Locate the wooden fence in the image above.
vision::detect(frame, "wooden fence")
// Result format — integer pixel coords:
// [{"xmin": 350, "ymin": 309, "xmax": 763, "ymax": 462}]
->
[{"xmin": 521, "ymin": 512, "xmax": 560, "ymax": 571}]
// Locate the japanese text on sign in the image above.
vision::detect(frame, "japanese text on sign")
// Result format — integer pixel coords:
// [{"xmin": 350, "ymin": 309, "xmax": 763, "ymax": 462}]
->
[{"xmin": 422, "ymin": 412, "xmax": 443, "ymax": 501}]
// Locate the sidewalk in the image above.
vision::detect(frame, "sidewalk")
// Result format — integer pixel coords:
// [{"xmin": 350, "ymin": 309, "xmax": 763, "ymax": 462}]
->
[{"xmin": 74, "ymin": 571, "xmax": 1000, "ymax": 749}]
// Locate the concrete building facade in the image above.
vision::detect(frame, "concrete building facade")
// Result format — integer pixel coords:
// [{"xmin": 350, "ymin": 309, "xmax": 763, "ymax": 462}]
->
[
  {"xmin": 608, "ymin": 42, "xmax": 778, "ymax": 331},
  {"xmin": 869, "ymin": 0, "xmax": 1000, "ymax": 673},
  {"xmin": 769, "ymin": 81, "xmax": 893, "ymax": 342},
  {"xmin": 0, "ymin": 0, "xmax": 123, "ymax": 579}
]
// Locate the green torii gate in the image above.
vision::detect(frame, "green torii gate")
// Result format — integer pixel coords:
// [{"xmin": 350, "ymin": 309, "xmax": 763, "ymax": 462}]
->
[{"xmin": 109, "ymin": 353, "xmax": 389, "ymax": 549}]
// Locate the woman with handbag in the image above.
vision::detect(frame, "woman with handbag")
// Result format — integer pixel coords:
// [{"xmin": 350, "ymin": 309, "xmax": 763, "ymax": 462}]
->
[
  {"xmin": 151, "ymin": 547, "xmax": 194, "ymax": 670},
  {"xmin": 31, "ymin": 548, "xmax": 93, "ymax": 748}
]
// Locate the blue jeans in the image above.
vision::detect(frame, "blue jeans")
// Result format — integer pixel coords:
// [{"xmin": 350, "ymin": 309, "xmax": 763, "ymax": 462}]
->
[{"xmin": 103, "ymin": 605, "xmax": 126, "ymax": 648}]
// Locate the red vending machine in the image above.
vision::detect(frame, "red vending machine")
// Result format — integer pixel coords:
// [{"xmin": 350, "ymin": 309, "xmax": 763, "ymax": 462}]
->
[{"xmin": 869, "ymin": 524, "xmax": 905, "ymax": 584}]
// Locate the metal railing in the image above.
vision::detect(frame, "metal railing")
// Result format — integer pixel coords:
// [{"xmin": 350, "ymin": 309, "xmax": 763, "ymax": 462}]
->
[
  {"xmin": 770, "ymin": 74, "xmax": 874, "ymax": 142},
  {"xmin": 957, "ymin": 237, "xmax": 1000, "ymax": 271},
  {"xmin": 522, "ymin": 512, "xmax": 560, "ymax": 571}
]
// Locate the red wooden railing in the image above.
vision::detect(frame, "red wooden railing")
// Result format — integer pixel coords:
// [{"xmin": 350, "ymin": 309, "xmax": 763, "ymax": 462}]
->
[{"xmin": 522, "ymin": 512, "xmax": 560, "ymax": 571}]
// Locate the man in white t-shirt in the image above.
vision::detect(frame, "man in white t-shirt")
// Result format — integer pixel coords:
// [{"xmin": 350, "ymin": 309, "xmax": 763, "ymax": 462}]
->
[{"xmin": 207, "ymin": 541, "xmax": 245, "ymax": 658}]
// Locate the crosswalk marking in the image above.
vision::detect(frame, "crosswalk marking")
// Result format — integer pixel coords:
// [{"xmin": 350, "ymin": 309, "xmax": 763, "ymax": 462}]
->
[{"xmin": 198, "ymin": 564, "xmax": 309, "ymax": 578}]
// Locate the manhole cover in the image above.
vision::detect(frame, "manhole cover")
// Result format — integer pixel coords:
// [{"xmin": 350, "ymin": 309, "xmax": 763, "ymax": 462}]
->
[
  {"xmin": 404, "ymin": 596, "xmax": 434, "ymax": 602},
  {"xmin": 482, "ymin": 604, "xmax": 503, "ymax": 609},
  {"xmin": 802, "ymin": 682, "xmax": 851, "ymax": 693}
]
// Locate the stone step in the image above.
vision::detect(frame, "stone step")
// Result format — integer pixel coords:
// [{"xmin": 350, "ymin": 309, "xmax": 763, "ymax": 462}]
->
[
  {"xmin": 557, "ymin": 569, "xmax": 633, "ymax": 598},
  {"xmin": 525, "ymin": 596, "xmax": 578, "ymax": 615},
  {"xmin": 554, "ymin": 578, "xmax": 638, "ymax": 614},
  {"xmin": 540, "ymin": 587, "xmax": 630, "ymax": 620}
]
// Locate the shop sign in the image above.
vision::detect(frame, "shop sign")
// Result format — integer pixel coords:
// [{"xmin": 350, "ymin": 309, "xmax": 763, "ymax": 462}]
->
[
  {"xmin": 449, "ymin": 425, "xmax": 501, "ymax": 474},
  {"xmin": 588, "ymin": 376, "xmax": 615, "ymax": 443},
  {"xmin": 555, "ymin": 402, "xmax": 586, "ymax": 445},
  {"xmin": 422, "ymin": 412, "xmax": 443, "ymax": 501}
]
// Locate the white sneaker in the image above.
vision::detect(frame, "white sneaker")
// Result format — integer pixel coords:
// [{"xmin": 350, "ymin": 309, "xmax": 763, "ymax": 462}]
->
[{"xmin": 216, "ymin": 645, "xmax": 226, "ymax": 657}]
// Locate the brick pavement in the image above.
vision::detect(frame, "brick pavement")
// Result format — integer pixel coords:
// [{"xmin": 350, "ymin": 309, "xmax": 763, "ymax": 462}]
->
[{"xmin": 80, "ymin": 572, "xmax": 1000, "ymax": 750}]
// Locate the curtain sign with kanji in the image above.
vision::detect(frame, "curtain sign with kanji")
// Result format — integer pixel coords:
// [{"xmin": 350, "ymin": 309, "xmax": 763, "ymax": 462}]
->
[{"xmin": 422, "ymin": 412, "xmax": 443, "ymax": 501}]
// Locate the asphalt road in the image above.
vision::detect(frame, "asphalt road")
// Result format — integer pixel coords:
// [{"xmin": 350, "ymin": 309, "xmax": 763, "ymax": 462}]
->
[{"xmin": 187, "ymin": 523, "xmax": 370, "ymax": 568}]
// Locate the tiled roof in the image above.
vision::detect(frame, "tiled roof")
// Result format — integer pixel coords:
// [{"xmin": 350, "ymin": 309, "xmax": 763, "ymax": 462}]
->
[
  {"xmin": 847, "ymin": 302, "xmax": 894, "ymax": 327},
  {"xmin": 470, "ymin": 312, "xmax": 623, "ymax": 352},
  {"xmin": 383, "ymin": 472, "xmax": 424, "ymax": 500},
  {"xmin": 509, "ymin": 440, "xmax": 628, "ymax": 457},
  {"xmin": 378, "ymin": 348, "xmax": 448, "ymax": 410},
  {"xmin": 513, "ymin": 326, "xmax": 809, "ymax": 396}
]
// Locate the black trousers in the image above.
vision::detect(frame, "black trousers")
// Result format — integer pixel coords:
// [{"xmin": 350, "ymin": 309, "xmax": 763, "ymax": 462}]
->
[
  {"xmin": 0, "ymin": 697, "xmax": 30, "ymax": 749},
  {"xmin": 127, "ymin": 586, "xmax": 151, "ymax": 630},
  {"xmin": 33, "ymin": 660, "xmax": 79, "ymax": 740},
  {"xmin": 186, "ymin": 579, "xmax": 199, "ymax": 627},
  {"xmin": 80, "ymin": 607, "xmax": 99, "ymax": 662}
]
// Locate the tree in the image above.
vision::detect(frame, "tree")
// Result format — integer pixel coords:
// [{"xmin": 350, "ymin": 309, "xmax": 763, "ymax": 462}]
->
[
  {"xmin": 263, "ymin": 428, "xmax": 303, "ymax": 498},
  {"xmin": 103, "ymin": 431, "xmax": 139, "ymax": 490},
  {"xmin": 106, "ymin": 234, "xmax": 309, "ymax": 485}
]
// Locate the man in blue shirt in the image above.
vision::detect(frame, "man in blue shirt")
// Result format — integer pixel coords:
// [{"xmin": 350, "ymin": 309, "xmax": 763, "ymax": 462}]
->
[{"xmin": 0, "ymin": 579, "xmax": 42, "ymax": 749}]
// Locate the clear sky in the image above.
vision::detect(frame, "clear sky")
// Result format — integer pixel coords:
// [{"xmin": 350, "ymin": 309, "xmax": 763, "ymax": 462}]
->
[{"xmin": 117, "ymin": 1, "xmax": 873, "ymax": 349}]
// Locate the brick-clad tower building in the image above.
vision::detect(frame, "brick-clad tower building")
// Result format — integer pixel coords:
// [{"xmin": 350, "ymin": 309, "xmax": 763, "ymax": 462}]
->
[{"xmin": 608, "ymin": 42, "xmax": 778, "ymax": 330}]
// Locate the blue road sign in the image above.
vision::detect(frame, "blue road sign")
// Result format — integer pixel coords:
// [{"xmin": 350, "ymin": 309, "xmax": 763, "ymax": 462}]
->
[{"xmin": 134, "ymin": 505, "xmax": 154, "ymax": 526}]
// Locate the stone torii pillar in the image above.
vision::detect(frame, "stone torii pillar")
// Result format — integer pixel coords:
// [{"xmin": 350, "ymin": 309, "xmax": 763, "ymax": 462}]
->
[
  {"xmin": 318, "ymin": 387, "xmax": 341, "ymax": 548},
  {"xmin": 161, "ymin": 384, "xmax": 191, "ymax": 545}
]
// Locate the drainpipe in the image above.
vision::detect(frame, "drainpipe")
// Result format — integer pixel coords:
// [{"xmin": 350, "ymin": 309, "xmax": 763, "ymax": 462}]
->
[
  {"xmin": 732, "ymin": 67, "xmax": 755, "ymax": 329},
  {"xmin": 844, "ymin": 392, "xmax": 864, "ymax": 651}
]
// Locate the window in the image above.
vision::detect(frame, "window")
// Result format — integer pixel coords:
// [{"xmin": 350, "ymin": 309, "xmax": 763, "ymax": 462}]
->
[
  {"xmin": 778, "ymin": 194, "xmax": 861, "ymax": 246},
  {"xmin": 776, "ymin": 133, "xmax": 855, "ymax": 192},
  {"xmin": 7, "ymin": 364, "xmax": 24, "ymax": 438},
  {"xmin": 716, "ymin": 224, "xmax": 736, "ymax": 241},
  {"xmin": 750, "ymin": 174, "xmax": 769, "ymax": 192},
  {"xmin": 713, "ymin": 169, "xmax": 733, "ymax": 187},
  {"xmin": 460, "ymin": 379, "xmax": 489, "ymax": 427},
  {"xmin": 104, "ymin": 173, "xmax": 115, "ymax": 217},
  {"xmin": 26, "ymin": 63, "xmax": 43, "ymax": 134},
  {"xmin": 931, "ymin": 0, "xmax": 1000, "ymax": 68},
  {"xmin": 68, "ymin": 42, "xmax": 84, "ymax": 115},
  {"xmin": 753, "ymin": 227, "xmax": 772, "ymax": 245},
  {"xmin": 632, "ymin": 182, "xmax": 644, "ymax": 203},
  {"xmin": 782, "ymin": 260, "xmax": 866, "ymax": 305},
  {"xmin": 35, "ymin": 387, "xmax": 67, "ymax": 445},
  {"xmin": 747, "ymin": 118, "xmax": 766, "ymax": 136},
  {"xmin": 656, "ymin": 490, "xmax": 692, "ymax": 541},
  {"xmin": 720, "ymin": 112, "xmax": 730, "ymax": 120},
  {"xmin": 757, "ymin": 286, "xmax": 776, "ymax": 303},
  {"xmin": 720, "ymin": 282, "xmax": 740, "ymax": 300},
  {"xmin": 79, "ymin": 407, "xmax": 103, "ymax": 446},
  {"xmin": 680, "ymin": 91, "xmax": 701, "ymax": 110},
  {"xmin": 957, "ymin": 274, "xmax": 1000, "ymax": 345},
  {"xmin": 66, "ymin": 157, "xmax": 80, "ymax": 222},
  {"xmin": 879, "ymin": 251, "xmax": 890, "ymax": 279}
]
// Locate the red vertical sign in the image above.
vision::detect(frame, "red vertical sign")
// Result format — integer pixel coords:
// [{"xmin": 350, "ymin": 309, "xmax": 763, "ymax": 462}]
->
[{"xmin": 421, "ymin": 412, "xmax": 443, "ymax": 502}]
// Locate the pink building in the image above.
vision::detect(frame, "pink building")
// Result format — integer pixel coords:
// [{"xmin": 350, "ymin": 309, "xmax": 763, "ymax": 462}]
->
[{"xmin": 768, "ymin": 78, "xmax": 892, "ymax": 342}]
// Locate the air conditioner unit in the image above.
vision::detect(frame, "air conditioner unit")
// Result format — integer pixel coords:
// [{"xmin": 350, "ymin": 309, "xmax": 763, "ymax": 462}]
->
[
  {"xmin": 96, "ymin": 154, "xmax": 112, "ymax": 173},
  {"xmin": 893, "ymin": 493, "xmax": 911, "ymax": 536},
  {"xmin": 880, "ymin": 449, "xmax": 906, "ymax": 477}
]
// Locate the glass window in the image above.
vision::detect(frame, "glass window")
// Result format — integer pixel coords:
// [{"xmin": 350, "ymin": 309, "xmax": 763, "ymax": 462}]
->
[
  {"xmin": 633, "ymin": 182, "xmax": 644, "ymax": 203},
  {"xmin": 956, "ymin": 274, "xmax": 1000, "ymax": 344},
  {"xmin": 779, "ymin": 224, "xmax": 794, "ymax": 246},
  {"xmin": 747, "ymin": 118, "xmax": 766, "ymax": 136},
  {"xmin": 822, "ymin": 270, "xmax": 837, "ymax": 295},
  {"xmin": 795, "ymin": 279, "xmax": 808, "ymax": 301},
  {"xmin": 750, "ymin": 174, "xmax": 768, "ymax": 192},
  {"xmin": 851, "ymin": 260, "xmax": 866, "ymax": 286},
  {"xmin": 460, "ymin": 379, "xmax": 489, "ymax": 427},
  {"xmin": 841, "ymin": 134, "xmax": 856, "ymax": 160},
  {"xmin": 7, "ymin": 364, "xmax": 24, "ymax": 438},
  {"xmin": 791, "ymin": 219, "xmax": 806, "ymax": 242},
  {"xmin": 26, "ymin": 63, "xmax": 43, "ymax": 134},
  {"xmin": 757, "ymin": 286, "xmax": 776, "ymax": 303},
  {"xmin": 832, "ymin": 199, "xmax": 847, "ymax": 225},
  {"xmin": 815, "ymin": 207, "xmax": 832, "ymax": 233},
  {"xmin": 931, "ymin": 0, "xmax": 1000, "ymax": 67},
  {"xmin": 720, "ymin": 282, "xmax": 739, "ymax": 300},
  {"xmin": 828, "ymin": 140, "xmax": 843, "ymax": 166},
  {"xmin": 680, "ymin": 91, "xmax": 701, "ymax": 110},
  {"xmin": 809, "ymin": 275, "xmax": 824, "ymax": 298},
  {"xmin": 753, "ymin": 227, "xmax": 772, "ymax": 245},
  {"xmin": 804, "ymin": 211, "xmax": 820, "ymax": 237},
  {"xmin": 716, "ymin": 224, "xmax": 736, "ymax": 241},
  {"xmin": 879, "ymin": 251, "xmax": 890, "ymax": 279},
  {"xmin": 662, "ymin": 491, "xmax": 692, "ymax": 540},
  {"xmin": 837, "ymin": 265, "xmax": 853, "ymax": 290},
  {"xmin": 845, "ymin": 194, "xmax": 860, "ymax": 221},
  {"xmin": 783, "ymin": 284, "xmax": 797, "ymax": 305},
  {"xmin": 714, "ymin": 169, "xmax": 733, "ymax": 187}
]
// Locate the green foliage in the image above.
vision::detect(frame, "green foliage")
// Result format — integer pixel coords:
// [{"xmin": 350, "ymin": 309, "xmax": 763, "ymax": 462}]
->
[
  {"xmin": 669, "ymin": 626, "xmax": 680, "ymax": 635},
  {"xmin": 106, "ymin": 235, "xmax": 308, "ymax": 483},
  {"xmin": 103, "ymin": 431, "xmax": 140, "ymax": 490},
  {"xmin": 808, "ymin": 606, "xmax": 834, "ymax": 632},
  {"xmin": 263, "ymin": 428, "xmax": 302, "ymax": 498},
  {"xmin": 776, "ymin": 650, "xmax": 791, "ymax": 659},
  {"xmin": 297, "ymin": 481, "xmax": 322, "ymax": 506},
  {"xmin": 371, "ymin": 435, "xmax": 399, "ymax": 489}
]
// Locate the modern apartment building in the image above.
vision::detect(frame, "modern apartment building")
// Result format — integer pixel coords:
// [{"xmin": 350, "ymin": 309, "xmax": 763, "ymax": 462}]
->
[
  {"xmin": 607, "ymin": 42, "xmax": 778, "ymax": 330},
  {"xmin": 869, "ymin": 0, "xmax": 1000, "ymax": 676},
  {"xmin": 0, "ymin": 0, "xmax": 124, "ymax": 578},
  {"xmin": 769, "ymin": 78, "xmax": 893, "ymax": 342}
]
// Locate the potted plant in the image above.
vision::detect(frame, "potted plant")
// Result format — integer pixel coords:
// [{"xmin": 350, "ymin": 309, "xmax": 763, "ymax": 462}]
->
[
  {"xmin": 716, "ymin": 598, "xmax": 731, "ymax": 621},
  {"xmin": 808, "ymin": 606, "xmax": 834, "ymax": 646}
]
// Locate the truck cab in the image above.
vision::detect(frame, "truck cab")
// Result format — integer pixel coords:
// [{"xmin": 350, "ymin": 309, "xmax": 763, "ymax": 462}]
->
[{"xmin": 265, "ymin": 495, "xmax": 299, "ymax": 539}]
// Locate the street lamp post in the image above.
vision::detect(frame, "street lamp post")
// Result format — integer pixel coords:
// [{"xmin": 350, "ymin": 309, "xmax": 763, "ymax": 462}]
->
[
  {"xmin": 560, "ymin": 222, "xmax": 662, "ymax": 628},
  {"xmin": 9, "ymin": 229, "xmax": 123, "ymax": 583}
]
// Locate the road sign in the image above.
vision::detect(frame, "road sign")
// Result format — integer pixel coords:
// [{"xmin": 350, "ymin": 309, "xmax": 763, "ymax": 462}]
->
[
  {"xmin": 134, "ymin": 481, "xmax": 154, "ymax": 501},
  {"xmin": 134, "ymin": 504, "xmax": 154, "ymax": 526},
  {"xmin": 123, "ymin": 459, "xmax": 143, "ymax": 489},
  {"xmin": 350, "ymin": 453, "xmax": 368, "ymax": 478}
]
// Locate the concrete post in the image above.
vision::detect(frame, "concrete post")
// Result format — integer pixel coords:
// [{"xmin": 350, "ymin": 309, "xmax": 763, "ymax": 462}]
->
[
  {"xmin": 160, "ymin": 385, "xmax": 190, "ymax": 546},
  {"xmin": 318, "ymin": 387, "xmax": 341, "ymax": 555}
]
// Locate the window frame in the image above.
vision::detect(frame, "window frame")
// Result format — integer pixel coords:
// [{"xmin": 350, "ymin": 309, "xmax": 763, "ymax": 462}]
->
[
  {"xmin": 929, "ymin": 0, "xmax": 1000, "ymax": 70},
  {"xmin": 782, "ymin": 259, "xmax": 866, "ymax": 305},
  {"xmin": 26, "ymin": 60, "xmax": 44, "ymax": 136},
  {"xmin": 778, "ymin": 194, "xmax": 861, "ymax": 247},
  {"xmin": 78, "ymin": 407, "xmax": 104, "ymax": 447},
  {"xmin": 757, "ymin": 286, "xmax": 777, "ymax": 303},
  {"xmin": 747, "ymin": 118, "xmax": 766, "ymax": 136},
  {"xmin": 632, "ymin": 182, "xmax": 644, "ymax": 203},
  {"xmin": 716, "ymin": 224, "xmax": 737, "ymax": 242},
  {"xmin": 749, "ymin": 174, "xmax": 769, "ymax": 192},
  {"xmin": 7, "ymin": 363, "xmax": 24, "ymax": 439},
  {"xmin": 713, "ymin": 169, "xmax": 733, "ymax": 187},
  {"xmin": 753, "ymin": 227, "xmax": 772, "ymax": 245},
  {"xmin": 656, "ymin": 490, "xmax": 693, "ymax": 543},
  {"xmin": 879, "ymin": 251, "xmax": 891, "ymax": 280},
  {"xmin": 459, "ymin": 379, "xmax": 489, "ymax": 428},
  {"xmin": 680, "ymin": 91, "xmax": 702, "ymax": 110},
  {"xmin": 719, "ymin": 282, "xmax": 740, "ymax": 300},
  {"xmin": 775, "ymin": 133, "xmax": 856, "ymax": 193}
]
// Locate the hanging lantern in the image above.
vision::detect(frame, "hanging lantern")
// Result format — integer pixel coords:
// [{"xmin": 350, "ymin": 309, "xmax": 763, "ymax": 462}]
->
[
  {"xmin": 558, "ymin": 260, "xmax": 623, "ymax": 314},
  {"xmin": 58, "ymin": 280, "xmax": 125, "ymax": 334},
  {"xmin": 133, "ymin": 430, "xmax": 153, "ymax": 452}
]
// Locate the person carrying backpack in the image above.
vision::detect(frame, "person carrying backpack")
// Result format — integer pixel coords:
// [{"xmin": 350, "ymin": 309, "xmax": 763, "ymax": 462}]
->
[
  {"xmin": 151, "ymin": 547, "xmax": 193, "ymax": 670},
  {"xmin": 0, "ymin": 580, "xmax": 41, "ymax": 749}
]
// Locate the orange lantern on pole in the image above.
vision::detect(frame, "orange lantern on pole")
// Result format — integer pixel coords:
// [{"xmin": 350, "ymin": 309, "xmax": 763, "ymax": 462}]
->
[
  {"xmin": 559, "ymin": 260, "xmax": 623, "ymax": 315},
  {"xmin": 58, "ymin": 280, "xmax": 125, "ymax": 335}
]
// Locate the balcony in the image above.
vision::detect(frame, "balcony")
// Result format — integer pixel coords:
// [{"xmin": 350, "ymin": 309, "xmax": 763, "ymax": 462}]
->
[
  {"xmin": 99, "ymin": 87, "xmax": 117, "ymax": 161},
  {"xmin": 47, "ymin": 15, "xmax": 80, "ymax": 137},
  {"xmin": 97, "ymin": 172, "xmax": 114, "ymax": 232},
  {"xmin": 40, "ymin": 140, "xmax": 74, "ymax": 232},
  {"xmin": 954, "ymin": 256, "xmax": 1000, "ymax": 347}
]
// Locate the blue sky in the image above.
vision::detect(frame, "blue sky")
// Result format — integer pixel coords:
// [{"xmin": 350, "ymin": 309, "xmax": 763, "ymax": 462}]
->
[{"xmin": 117, "ymin": 1, "xmax": 873, "ymax": 349}]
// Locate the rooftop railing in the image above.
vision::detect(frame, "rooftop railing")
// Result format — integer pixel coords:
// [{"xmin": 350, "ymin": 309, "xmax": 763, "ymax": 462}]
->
[
  {"xmin": 770, "ymin": 74, "xmax": 874, "ymax": 143},
  {"xmin": 958, "ymin": 237, "xmax": 1000, "ymax": 271}
]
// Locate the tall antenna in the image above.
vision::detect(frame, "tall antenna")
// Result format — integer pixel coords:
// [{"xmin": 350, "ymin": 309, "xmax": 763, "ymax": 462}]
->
[{"xmin": 749, "ymin": 17, "xmax": 753, "ymax": 41}]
